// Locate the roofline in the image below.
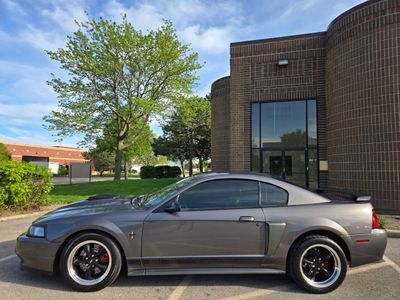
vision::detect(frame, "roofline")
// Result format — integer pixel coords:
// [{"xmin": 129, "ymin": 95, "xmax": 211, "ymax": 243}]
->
[
  {"xmin": 1, "ymin": 141, "xmax": 83, "ymax": 152},
  {"xmin": 327, "ymin": 0, "xmax": 379, "ymax": 31},
  {"xmin": 211, "ymin": 76, "xmax": 230, "ymax": 87},
  {"xmin": 230, "ymin": 31, "xmax": 326, "ymax": 47}
]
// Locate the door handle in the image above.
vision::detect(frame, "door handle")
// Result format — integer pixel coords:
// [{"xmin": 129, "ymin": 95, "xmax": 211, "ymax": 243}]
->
[{"xmin": 239, "ymin": 216, "xmax": 255, "ymax": 222}]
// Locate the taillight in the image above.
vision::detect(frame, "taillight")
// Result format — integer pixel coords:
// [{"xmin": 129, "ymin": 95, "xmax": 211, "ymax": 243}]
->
[{"xmin": 372, "ymin": 210, "xmax": 379, "ymax": 229}]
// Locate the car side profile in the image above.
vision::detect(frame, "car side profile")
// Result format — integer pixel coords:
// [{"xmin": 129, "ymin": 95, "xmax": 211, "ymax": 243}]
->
[{"xmin": 16, "ymin": 173, "xmax": 387, "ymax": 293}]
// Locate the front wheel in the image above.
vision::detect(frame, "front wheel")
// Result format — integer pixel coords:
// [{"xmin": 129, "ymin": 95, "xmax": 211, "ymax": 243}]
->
[
  {"xmin": 288, "ymin": 235, "xmax": 347, "ymax": 293},
  {"xmin": 59, "ymin": 233, "xmax": 122, "ymax": 292}
]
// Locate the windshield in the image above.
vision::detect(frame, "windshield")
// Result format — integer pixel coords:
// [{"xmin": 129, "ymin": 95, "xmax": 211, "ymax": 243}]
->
[{"xmin": 139, "ymin": 177, "xmax": 197, "ymax": 209}]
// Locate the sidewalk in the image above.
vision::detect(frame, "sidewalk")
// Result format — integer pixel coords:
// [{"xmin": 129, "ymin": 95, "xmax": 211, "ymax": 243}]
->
[{"xmin": 382, "ymin": 214, "xmax": 400, "ymax": 238}]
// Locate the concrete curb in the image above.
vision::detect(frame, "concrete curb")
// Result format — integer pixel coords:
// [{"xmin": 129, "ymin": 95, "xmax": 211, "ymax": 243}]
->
[
  {"xmin": 387, "ymin": 229, "xmax": 400, "ymax": 238},
  {"xmin": 0, "ymin": 210, "xmax": 53, "ymax": 222}
]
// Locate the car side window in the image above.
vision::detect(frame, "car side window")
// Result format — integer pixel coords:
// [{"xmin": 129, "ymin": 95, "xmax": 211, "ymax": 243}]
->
[
  {"xmin": 260, "ymin": 183, "xmax": 288, "ymax": 206},
  {"xmin": 179, "ymin": 179, "xmax": 259, "ymax": 210}
]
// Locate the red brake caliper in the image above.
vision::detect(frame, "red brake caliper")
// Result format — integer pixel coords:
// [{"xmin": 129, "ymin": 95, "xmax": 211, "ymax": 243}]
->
[{"xmin": 101, "ymin": 252, "xmax": 109, "ymax": 263}]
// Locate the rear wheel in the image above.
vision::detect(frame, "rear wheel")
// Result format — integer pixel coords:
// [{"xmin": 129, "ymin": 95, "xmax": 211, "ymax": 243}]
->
[
  {"xmin": 60, "ymin": 233, "xmax": 122, "ymax": 292},
  {"xmin": 288, "ymin": 235, "xmax": 347, "ymax": 293}
]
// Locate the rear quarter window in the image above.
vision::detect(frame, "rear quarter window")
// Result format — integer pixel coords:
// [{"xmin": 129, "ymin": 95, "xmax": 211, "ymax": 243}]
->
[{"xmin": 260, "ymin": 182, "xmax": 288, "ymax": 206}]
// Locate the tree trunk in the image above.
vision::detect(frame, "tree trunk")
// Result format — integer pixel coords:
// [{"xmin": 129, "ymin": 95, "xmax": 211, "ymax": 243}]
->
[
  {"xmin": 189, "ymin": 130, "xmax": 194, "ymax": 176},
  {"xmin": 189, "ymin": 157, "xmax": 193, "ymax": 176},
  {"xmin": 114, "ymin": 141, "xmax": 123, "ymax": 180},
  {"xmin": 180, "ymin": 159, "xmax": 185, "ymax": 177},
  {"xmin": 124, "ymin": 159, "xmax": 128, "ymax": 180},
  {"xmin": 199, "ymin": 157, "xmax": 203, "ymax": 173}
]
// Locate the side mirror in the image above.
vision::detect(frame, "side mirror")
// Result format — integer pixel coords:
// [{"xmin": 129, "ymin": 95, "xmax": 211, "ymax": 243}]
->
[{"xmin": 164, "ymin": 200, "xmax": 181, "ymax": 214}]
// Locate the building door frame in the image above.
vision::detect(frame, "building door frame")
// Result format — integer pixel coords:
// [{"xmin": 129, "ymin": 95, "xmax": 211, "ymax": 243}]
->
[{"xmin": 261, "ymin": 148, "xmax": 309, "ymax": 188}]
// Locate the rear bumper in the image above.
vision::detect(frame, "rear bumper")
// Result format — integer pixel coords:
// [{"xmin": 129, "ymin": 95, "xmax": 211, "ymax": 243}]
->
[
  {"xmin": 15, "ymin": 235, "xmax": 60, "ymax": 273},
  {"xmin": 349, "ymin": 229, "xmax": 387, "ymax": 267}
]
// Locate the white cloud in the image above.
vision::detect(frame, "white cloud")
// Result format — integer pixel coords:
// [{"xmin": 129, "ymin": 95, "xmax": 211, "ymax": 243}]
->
[
  {"xmin": 5, "ymin": 126, "xmax": 30, "ymax": 135},
  {"xmin": 104, "ymin": 0, "xmax": 164, "ymax": 31},
  {"xmin": 280, "ymin": 0, "xmax": 320, "ymax": 19},
  {"xmin": 16, "ymin": 25, "xmax": 66, "ymax": 51},
  {"xmin": 0, "ymin": 60, "xmax": 56, "ymax": 101},
  {"xmin": 0, "ymin": 0, "xmax": 26, "ymax": 16},
  {"xmin": 102, "ymin": 0, "xmax": 243, "ymax": 54},
  {"xmin": 0, "ymin": 133, "xmax": 59, "ymax": 146},
  {"xmin": 181, "ymin": 25, "xmax": 232, "ymax": 54},
  {"xmin": 0, "ymin": 29, "xmax": 12, "ymax": 43},
  {"xmin": 0, "ymin": 103, "xmax": 57, "ymax": 119},
  {"xmin": 41, "ymin": 0, "xmax": 87, "ymax": 32}
]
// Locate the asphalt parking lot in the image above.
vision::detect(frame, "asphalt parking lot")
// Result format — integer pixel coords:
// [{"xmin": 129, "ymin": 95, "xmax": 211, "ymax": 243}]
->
[{"xmin": 0, "ymin": 215, "xmax": 399, "ymax": 300}]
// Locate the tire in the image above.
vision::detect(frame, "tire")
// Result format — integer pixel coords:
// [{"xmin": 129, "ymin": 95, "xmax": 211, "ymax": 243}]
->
[
  {"xmin": 59, "ymin": 232, "xmax": 122, "ymax": 292},
  {"xmin": 288, "ymin": 235, "xmax": 347, "ymax": 294}
]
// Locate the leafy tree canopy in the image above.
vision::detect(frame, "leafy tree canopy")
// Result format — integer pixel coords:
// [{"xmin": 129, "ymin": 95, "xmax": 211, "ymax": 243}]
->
[
  {"xmin": 44, "ymin": 15, "xmax": 202, "ymax": 179},
  {"xmin": 153, "ymin": 95, "xmax": 211, "ymax": 175}
]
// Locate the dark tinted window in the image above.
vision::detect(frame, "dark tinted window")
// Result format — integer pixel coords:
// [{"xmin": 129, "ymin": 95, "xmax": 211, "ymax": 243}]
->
[
  {"xmin": 179, "ymin": 180, "xmax": 259, "ymax": 210},
  {"xmin": 260, "ymin": 183, "xmax": 288, "ymax": 206}
]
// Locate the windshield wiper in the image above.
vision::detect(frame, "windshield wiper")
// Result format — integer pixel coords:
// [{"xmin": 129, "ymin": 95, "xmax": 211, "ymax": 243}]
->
[
  {"xmin": 130, "ymin": 195, "xmax": 144, "ymax": 207},
  {"xmin": 137, "ymin": 195, "xmax": 150, "ymax": 207}
]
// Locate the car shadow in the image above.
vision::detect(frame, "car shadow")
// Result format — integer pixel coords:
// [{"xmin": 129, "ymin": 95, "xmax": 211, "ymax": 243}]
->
[
  {"xmin": 113, "ymin": 273, "xmax": 305, "ymax": 294},
  {"xmin": 0, "ymin": 239, "xmax": 305, "ymax": 294}
]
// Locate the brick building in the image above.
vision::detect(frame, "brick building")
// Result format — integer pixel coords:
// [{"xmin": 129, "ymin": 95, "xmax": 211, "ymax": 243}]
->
[
  {"xmin": 2, "ymin": 141, "xmax": 88, "ymax": 173},
  {"xmin": 210, "ymin": 0, "xmax": 400, "ymax": 212}
]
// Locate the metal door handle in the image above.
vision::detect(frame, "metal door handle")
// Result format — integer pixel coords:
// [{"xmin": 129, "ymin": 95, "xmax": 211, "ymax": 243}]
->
[{"xmin": 239, "ymin": 216, "xmax": 255, "ymax": 222}]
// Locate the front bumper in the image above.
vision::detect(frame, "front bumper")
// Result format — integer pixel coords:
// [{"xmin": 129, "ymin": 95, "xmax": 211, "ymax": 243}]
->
[
  {"xmin": 349, "ymin": 229, "xmax": 388, "ymax": 267},
  {"xmin": 15, "ymin": 235, "xmax": 60, "ymax": 273}
]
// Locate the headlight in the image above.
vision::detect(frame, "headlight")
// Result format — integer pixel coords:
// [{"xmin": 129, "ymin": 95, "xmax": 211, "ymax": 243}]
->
[{"xmin": 27, "ymin": 225, "xmax": 46, "ymax": 238}]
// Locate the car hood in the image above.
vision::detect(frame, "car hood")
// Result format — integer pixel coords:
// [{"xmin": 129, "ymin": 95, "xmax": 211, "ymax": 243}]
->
[{"xmin": 35, "ymin": 196, "xmax": 143, "ymax": 223}]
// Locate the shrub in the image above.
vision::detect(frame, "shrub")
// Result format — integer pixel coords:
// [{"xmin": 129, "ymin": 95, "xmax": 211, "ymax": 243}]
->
[
  {"xmin": 0, "ymin": 143, "xmax": 11, "ymax": 161},
  {"xmin": 0, "ymin": 161, "xmax": 53, "ymax": 210},
  {"xmin": 140, "ymin": 165, "xmax": 181, "ymax": 179},
  {"xmin": 377, "ymin": 215, "xmax": 387, "ymax": 229},
  {"xmin": 58, "ymin": 166, "xmax": 69, "ymax": 176},
  {"xmin": 140, "ymin": 166, "xmax": 157, "ymax": 179},
  {"xmin": 166, "ymin": 166, "xmax": 181, "ymax": 178}
]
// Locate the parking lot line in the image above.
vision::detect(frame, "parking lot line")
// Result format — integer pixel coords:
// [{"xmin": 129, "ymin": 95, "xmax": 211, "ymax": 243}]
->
[
  {"xmin": 167, "ymin": 275, "xmax": 193, "ymax": 300},
  {"xmin": 348, "ymin": 260, "xmax": 390, "ymax": 275},
  {"xmin": 0, "ymin": 254, "xmax": 17, "ymax": 263},
  {"xmin": 221, "ymin": 284, "xmax": 294, "ymax": 300},
  {"xmin": 384, "ymin": 256, "xmax": 400, "ymax": 273}
]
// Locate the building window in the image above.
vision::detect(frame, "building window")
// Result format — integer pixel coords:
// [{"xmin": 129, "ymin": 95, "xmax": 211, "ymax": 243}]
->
[{"xmin": 251, "ymin": 100, "xmax": 318, "ymax": 188}]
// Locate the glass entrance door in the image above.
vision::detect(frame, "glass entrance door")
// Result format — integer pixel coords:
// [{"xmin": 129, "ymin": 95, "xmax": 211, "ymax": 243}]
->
[{"xmin": 262, "ymin": 150, "xmax": 306, "ymax": 187}]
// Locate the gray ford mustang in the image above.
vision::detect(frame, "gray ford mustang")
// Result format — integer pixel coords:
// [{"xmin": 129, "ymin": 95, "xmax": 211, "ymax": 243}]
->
[{"xmin": 16, "ymin": 173, "xmax": 387, "ymax": 293}]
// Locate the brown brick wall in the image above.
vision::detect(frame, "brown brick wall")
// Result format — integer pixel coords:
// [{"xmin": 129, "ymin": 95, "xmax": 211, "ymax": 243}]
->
[
  {"xmin": 210, "ymin": 0, "xmax": 400, "ymax": 211},
  {"xmin": 211, "ymin": 76, "xmax": 231, "ymax": 171},
  {"xmin": 326, "ymin": 0, "xmax": 400, "ymax": 211},
  {"xmin": 228, "ymin": 33, "xmax": 328, "ymax": 186}
]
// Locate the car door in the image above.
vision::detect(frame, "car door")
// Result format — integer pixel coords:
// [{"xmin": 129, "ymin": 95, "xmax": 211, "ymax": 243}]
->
[{"xmin": 141, "ymin": 179, "xmax": 267, "ymax": 269}]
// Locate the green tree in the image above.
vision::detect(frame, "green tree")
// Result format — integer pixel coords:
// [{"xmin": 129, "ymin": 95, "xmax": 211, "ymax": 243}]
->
[
  {"xmin": 94, "ymin": 117, "xmax": 154, "ymax": 179},
  {"xmin": 122, "ymin": 122, "xmax": 153, "ymax": 179},
  {"xmin": 44, "ymin": 16, "xmax": 201, "ymax": 180},
  {"xmin": 0, "ymin": 143, "xmax": 11, "ymax": 161},
  {"xmin": 83, "ymin": 149, "xmax": 115, "ymax": 175},
  {"xmin": 153, "ymin": 134, "xmax": 187, "ymax": 177},
  {"xmin": 153, "ymin": 96, "xmax": 211, "ymax": 176}
]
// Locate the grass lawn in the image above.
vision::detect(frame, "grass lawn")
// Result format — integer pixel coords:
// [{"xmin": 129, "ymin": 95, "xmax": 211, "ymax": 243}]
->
[{"xmin": 48, "ymin": 178, "xmax": 178, "ymax": 204}]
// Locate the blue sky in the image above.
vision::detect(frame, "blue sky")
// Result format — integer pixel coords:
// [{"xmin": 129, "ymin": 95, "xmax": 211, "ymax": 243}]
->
[{"xmin": 0, "ymin": 0, "xmax": 365, "ymax": 148}]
